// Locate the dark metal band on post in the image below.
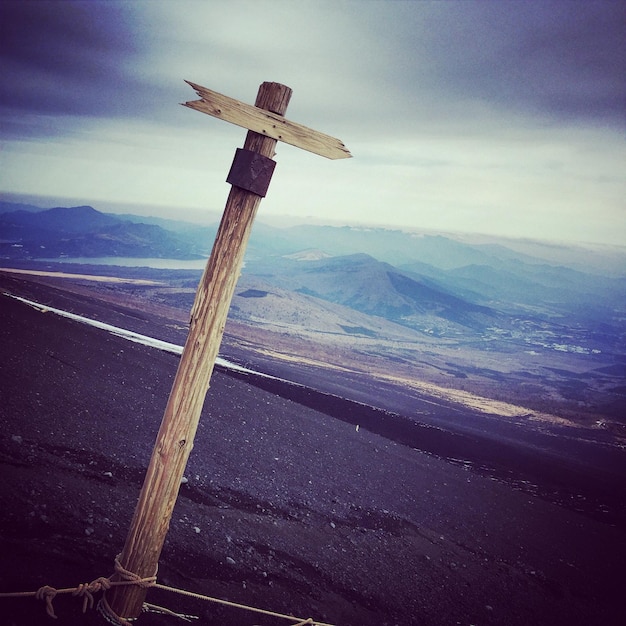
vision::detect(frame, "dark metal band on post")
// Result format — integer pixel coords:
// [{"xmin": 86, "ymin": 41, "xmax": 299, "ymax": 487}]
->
[{"xmin": 226, "ymin": 148, "xmax": 276, "ymax": 197}]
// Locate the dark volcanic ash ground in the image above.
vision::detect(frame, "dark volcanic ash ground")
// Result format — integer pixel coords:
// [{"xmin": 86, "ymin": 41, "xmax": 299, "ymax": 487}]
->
[{"xmin": 0, "ymin": 276, "xmax": 625, "ymax": 626}]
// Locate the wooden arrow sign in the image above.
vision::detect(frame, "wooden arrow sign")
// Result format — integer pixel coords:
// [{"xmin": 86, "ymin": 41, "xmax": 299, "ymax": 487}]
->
[
  {"xmin": 106, "ymin": 81, "xmax": 348, "ymax": 623},
  {"xmin": 183, "ymin": 80, "xmax": 352, "ymax": 160}
]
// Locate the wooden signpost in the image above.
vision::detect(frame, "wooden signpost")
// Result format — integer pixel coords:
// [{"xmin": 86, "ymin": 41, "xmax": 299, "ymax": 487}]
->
[{"xmin": 105, "ymin": 81, "xmax": 350, "ymax": 620}]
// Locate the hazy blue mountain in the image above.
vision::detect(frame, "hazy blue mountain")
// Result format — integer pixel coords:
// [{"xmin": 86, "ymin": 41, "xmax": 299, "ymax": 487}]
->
[
  {"xmin": 247, "ymin": 224, "xmax": 539, "ymax": 270},
  {"xmin": 1, "ymin": 200, "xmax": 624, "ymax": 342},
  {"xmin": 0, "ymin": 201, "xmax": 47, "ymax": 214},
  {"xmin": 397, "ymin": 258, "xmax": 626, "ymax": 327},
  {"xmin": 115, "ymin": 213, "xmax": 218, "ymax": 256},
  {"xmin": 0, "ymin": 205, "xmax": 120, "ymax": 236},
  {"xmin": 244, "ymin": 222, "xmax": 625, "ymax": 330},
  {"xmin": 247, "ymin": 222, "xmax": 626, "ymax": 277},
  {"xmin": 451, "ymin": 261, "xmax": 625, "ymax": 306},
  {"xmin": 0, "ymin": 205, "xmax": 202, "ymax": 259},
  {"xmin": 247, "ymin": 252, "xmax": 496, "ymax": 331}
]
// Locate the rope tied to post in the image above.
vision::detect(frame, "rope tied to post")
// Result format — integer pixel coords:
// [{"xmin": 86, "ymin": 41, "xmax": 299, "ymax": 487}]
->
[
  {"xmin": 96, "ymin": 554, "xmax": 159, "ymax": 625},
  {"xmin": 2, "ymin": 552, "xmax": 335, "ymax": 626},
  {"xmin": 113, "ymin": 553, "xmax": 158, "ymax": 588},
  {"xmin": 0, "ymin": 554, "xmax": 157, "ymax": 621}
]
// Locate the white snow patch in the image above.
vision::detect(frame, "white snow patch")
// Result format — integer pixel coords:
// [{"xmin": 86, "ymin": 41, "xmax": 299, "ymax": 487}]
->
[{"xmin": 3, "ymin": 292, "xmax": 272, "ymax": 378}]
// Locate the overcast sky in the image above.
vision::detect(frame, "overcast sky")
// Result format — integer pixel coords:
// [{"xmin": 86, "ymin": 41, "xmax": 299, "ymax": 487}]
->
[{"xmin": 1, "ymin": 1, "xmax": 625, "ymax": 245}]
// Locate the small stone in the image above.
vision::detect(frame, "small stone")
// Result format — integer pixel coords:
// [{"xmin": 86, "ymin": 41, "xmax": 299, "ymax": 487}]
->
[
  {"xmin": 226, "ymin": 556, "xmax": 236, "ymax": 565},
  {"xmin": 330, "ymin": 521, "xmax": 336, "ymax": 529},
  {"xmin": 193, "ymin": 526, "xmax": 201, "ymax": 534},
  {"xmin": 181, "ymin": 476, "xmax": 188, "ymax": 484},
  {"xmin": 103, "ymin": 471, "xmax": 113, "ymax": 478},
  {"xmin": 486, "ymin": 605, "xmax": 494, "ymax": 612},
  {"xmin": 11, "ymin": 435, "xmax": 23, "ymax": 444},
  {"xmin": 85, "ymin": 527, "xmax": 94, "ymax": 536}
]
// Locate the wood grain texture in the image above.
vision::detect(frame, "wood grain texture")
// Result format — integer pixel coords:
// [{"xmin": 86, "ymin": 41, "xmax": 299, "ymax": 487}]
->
[{"xmin": 183, "ymin": 80, "xmax": 351, "ymax": 160}]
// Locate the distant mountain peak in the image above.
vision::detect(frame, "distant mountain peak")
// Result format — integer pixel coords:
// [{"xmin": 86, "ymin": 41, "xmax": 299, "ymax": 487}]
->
[
  {"xmin": 283, "ymin": 248, "xmax": 333, "ymax": 262},
  {"xmin": 0, "ymin": 202, "xmax": 202, "ymax": 260}
]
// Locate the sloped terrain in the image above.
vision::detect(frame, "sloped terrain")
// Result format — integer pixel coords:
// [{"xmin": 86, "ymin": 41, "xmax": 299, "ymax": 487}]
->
[
  {"xmin": 231, "ymin": 275, "xmax": 429, "ymax": 342},
  {"xmin": 1, "ymin": 201, "xmax": 624, "ymax": 439},
  {"xmin": 247, "ymin": 253, "xmax": 496, "ymax": 331},
  {"xmin": 2, "ymin": 261, "xmax": 624, "ymax": 433},
  {"xmin": 1, "ymin": 277, "xmax": 625, "ymax": 626}
]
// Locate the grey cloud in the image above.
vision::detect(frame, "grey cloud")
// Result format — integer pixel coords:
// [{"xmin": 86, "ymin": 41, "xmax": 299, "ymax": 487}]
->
[
  {"xmin": 2, "ymin": 0, "xmax": 624, "ymax": 145},
  {"xmin": 451, "ymin": 3, "xmax": 623, "ymax": 124},
  {"xmin": 379, "ymin": 1, "xmax": 625, "ymax": 129},
  {"xmin": 0, "ymin": 0, "xmax": 163, "ymax": 120}
]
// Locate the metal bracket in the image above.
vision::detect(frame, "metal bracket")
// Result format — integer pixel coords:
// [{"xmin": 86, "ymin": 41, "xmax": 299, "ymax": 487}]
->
[{"xmin": 226, "ymin": 148, "xmax": 276, "ymax": 197}]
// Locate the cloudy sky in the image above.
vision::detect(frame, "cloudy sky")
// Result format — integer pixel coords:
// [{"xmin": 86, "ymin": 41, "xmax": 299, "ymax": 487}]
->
[{"xmin": 1, "ymin": 1, "xmax": 625, "ymax": 245}]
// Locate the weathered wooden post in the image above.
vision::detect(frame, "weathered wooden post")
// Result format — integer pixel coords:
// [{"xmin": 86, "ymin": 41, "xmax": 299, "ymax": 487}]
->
[{"xmin": 104, "ymin": 81, "xmax": 350, "ymax": 620}]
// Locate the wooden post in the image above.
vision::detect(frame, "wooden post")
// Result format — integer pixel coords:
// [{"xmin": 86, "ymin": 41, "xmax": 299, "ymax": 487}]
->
[
  {"xmin": 104, "ymin": 80, "xmax": 349, "ymax": 621},
  {"xmin": 106, "ymin": 82, "xmax": 292, "ymax": 619}
]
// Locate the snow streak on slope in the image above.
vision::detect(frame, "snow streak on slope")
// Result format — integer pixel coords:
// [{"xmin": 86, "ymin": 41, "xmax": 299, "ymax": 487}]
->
[
  {"xmin": 3, "ymin": 292, "xmax": 271, "ymax": 379},
  {"xmin": 2, "ymin": 292, "xmax": 575, "ymax": 428}
]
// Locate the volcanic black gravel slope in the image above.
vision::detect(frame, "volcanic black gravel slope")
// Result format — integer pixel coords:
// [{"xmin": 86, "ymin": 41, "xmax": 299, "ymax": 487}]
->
[{"xmin": 1, "ymin": 287, "xmax": 625, "ymax": 625}]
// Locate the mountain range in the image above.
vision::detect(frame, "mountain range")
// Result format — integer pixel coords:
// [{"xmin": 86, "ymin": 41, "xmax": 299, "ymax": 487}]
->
[
  {"xmin": 246, "ymin": 252, "xmax": 497, "ymax": 332},
  {"xmin": 1, "ymin": 200, "xmax": 624, "ymax": 339},
  {"xmin": 0, "ymin": 203, "xmax": 209, "ymax": 260},
  {"xmin": 1, "ymin": 200, "xmax": 625, "ymax": 426}
]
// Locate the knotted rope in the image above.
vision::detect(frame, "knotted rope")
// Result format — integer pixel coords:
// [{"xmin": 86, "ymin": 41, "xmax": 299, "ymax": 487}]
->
[
  {"xmin": 0, "ymin": 554, "xmax": 155, "ymax": 621},
  {"xmin": 97, "ymin": 554, "xmax": 158, "ymax": 625},
  {"xmin": 0, "ymin": 553, "xmax": 334, "ymax": 626},
  {"xmin": 74, "ymin": 577, "xmax": 112, "ymax": 613},
  {"xmin": 35, "ymin": 585, "xmax": 57, "ymax": 619},
  {"xmin": 113, "ymin": 554, "xmax": 157, "ymax": 588}
]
